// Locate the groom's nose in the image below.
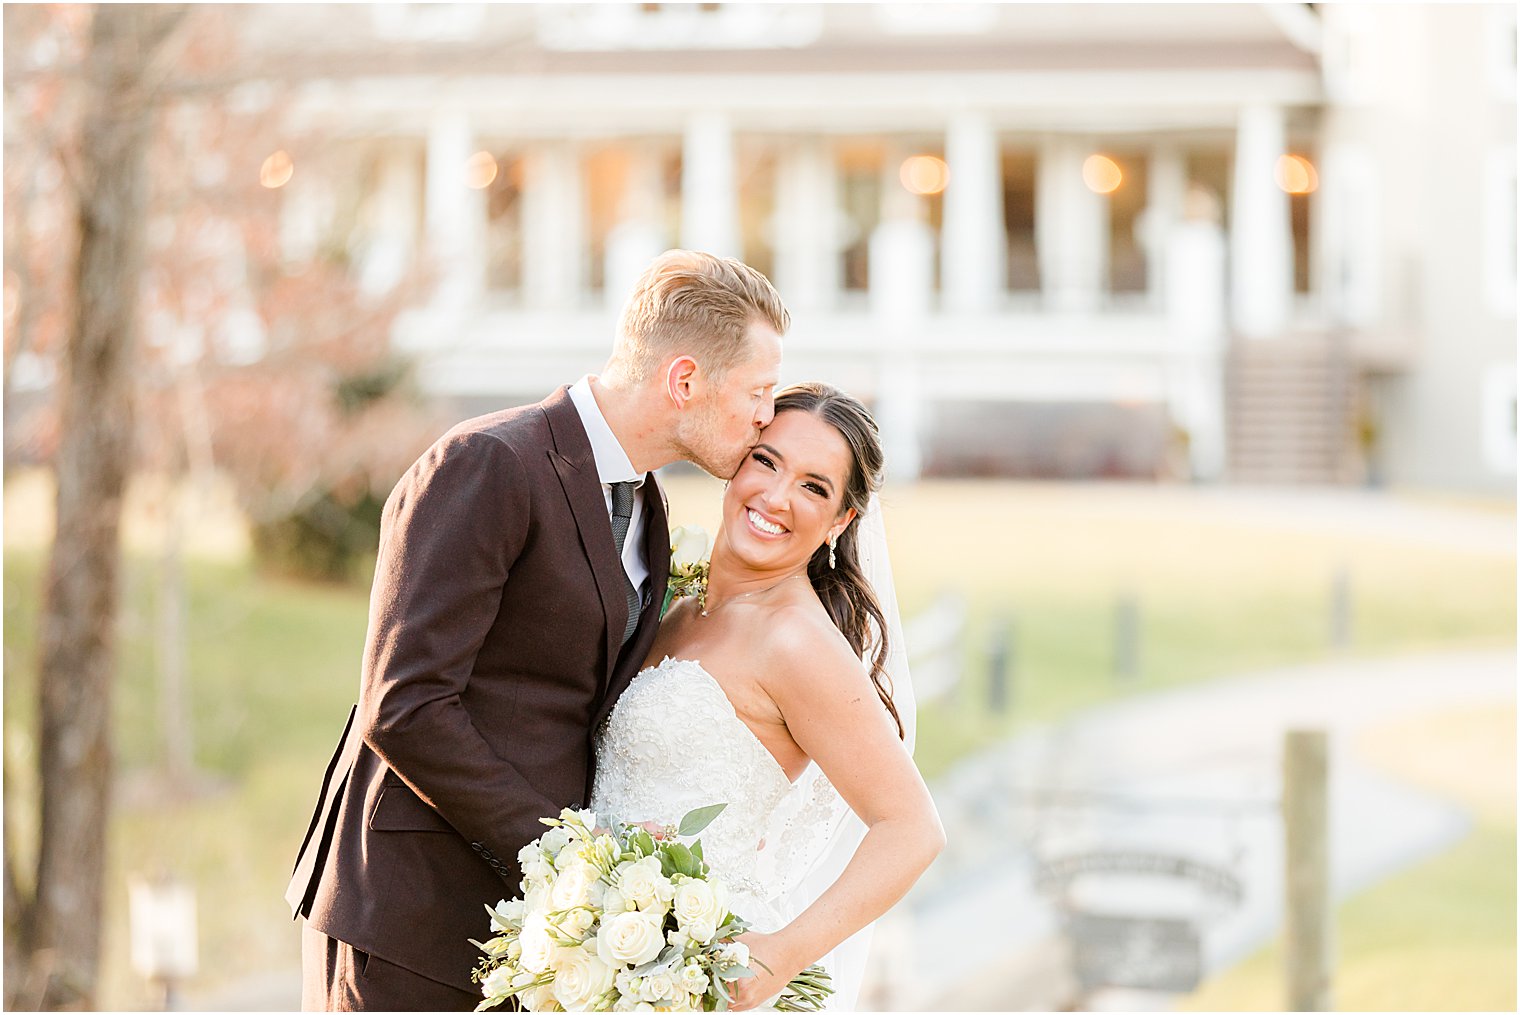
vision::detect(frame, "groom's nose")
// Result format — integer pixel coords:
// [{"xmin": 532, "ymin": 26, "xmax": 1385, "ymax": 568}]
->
[{"xmin": 755, "ymin": 396, "xmax": 775, "ymax": 429}]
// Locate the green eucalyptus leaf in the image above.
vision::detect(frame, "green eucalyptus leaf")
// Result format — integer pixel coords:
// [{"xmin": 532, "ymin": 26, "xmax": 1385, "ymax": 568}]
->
[{"xmin": 678, "ymin": 803, "xmax": 727, "ymax": 837}]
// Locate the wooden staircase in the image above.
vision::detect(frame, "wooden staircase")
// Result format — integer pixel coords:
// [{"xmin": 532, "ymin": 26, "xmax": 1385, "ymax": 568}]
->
[{"xmin": 1225, "ymin": 332, "xmax": 1359, "ymax": 485}]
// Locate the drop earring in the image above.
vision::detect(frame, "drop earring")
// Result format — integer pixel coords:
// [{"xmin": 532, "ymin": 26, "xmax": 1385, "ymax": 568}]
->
[{"xmin": 827, "ymin": 534, "xmax": 837, "ymax": 569}]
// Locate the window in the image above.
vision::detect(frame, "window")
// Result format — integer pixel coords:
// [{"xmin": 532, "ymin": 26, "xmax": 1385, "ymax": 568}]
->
[
  {"xmin": 1002, "ymin": 149, "xmax": 1039, "ymax": 292},
  {"xmin": 837, "ymin": 141, "xmax": 884, "ymax": 293},
  {"xmin": 1484, "ymin": 147, "xmax": 1517, "ymax": 319},
  {"xmin": 483, "ymin": 152, "xmax": 525, "ymax": 294},
  {"xmin": 737, "ymin": 141, "xmax": 778, "ymax": 285},
  {"xmin": 1482, "ymin": 363, "xmax": 1517, "ymax": 476},
  {"xmin": 1488, "ymin": 4, "xmax": 1518, "ymax": 100},
  {"xmin": 1106, "ymin": 151, "xmax": 1150, "ymax": 297}
]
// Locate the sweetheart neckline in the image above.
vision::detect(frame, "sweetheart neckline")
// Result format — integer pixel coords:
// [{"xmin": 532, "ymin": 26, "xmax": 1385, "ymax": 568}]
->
[{"xmin": 634, "ymin": 656, "xmax": 803, "ymax": 789}]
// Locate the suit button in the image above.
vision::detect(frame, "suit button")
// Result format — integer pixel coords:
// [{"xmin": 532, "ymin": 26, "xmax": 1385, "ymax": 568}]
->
[{"xmin": 471, "ymin": 842, "xmax": 484, "ymax": 853}]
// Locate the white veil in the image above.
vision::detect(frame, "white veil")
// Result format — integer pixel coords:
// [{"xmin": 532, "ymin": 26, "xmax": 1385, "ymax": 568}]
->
[{"xmin": 771, "ymin": 493, "xmax": 916, "ymax": 1010}]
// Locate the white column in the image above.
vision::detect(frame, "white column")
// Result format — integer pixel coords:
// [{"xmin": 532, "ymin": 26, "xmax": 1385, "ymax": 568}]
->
[
  {"xmin": 1230, "ymin": 104, "xmax": 1293, "ymax": 337},
  {"xmin": 772, "ymin": 138, "xmax": 840, "ymax": 311},
  {"xmin": 522, "ymin": 141, "xmax": 586, "ymax": 309},
  {"xmin": 680, "ymin": 113, "xmax": 739, "ymax": 257},
  {"xmin": 1036, "ymin": 135, "xmax": 1106, "ymax": 313},
  {"xmin": 1165, "ymin": 186, "xmax": 1229, "ymax": 481},
  {"xmin": 1143, "ymin": 142, "xmax": 1187, "ymax": 310},
  {"xmin": 425, "ymin": 111, "xmax": 484, "ymax": 307},
  {"xmin": 869, "ymin": 148, "xmax": 935, "ymax": 323},
  {"xmin": 942, "ymin": 112, "xmax": 1006, "ymax": 314},
  {"xmin": 604, "ymin": 145, "xmax": 668, "ymax": 310},
  {"xmin": 870, "ymin": 146, "xmax": 932, "ymax": 482}
]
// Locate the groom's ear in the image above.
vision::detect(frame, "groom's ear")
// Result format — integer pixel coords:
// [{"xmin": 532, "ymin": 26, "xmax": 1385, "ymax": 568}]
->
[{"xmin": 664, "ymin": 355, "xmax": 700, "ymax": 410}]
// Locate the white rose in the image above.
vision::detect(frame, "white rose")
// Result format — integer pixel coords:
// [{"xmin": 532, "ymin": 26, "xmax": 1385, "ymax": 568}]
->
[
  {"xmin": 496, "ymin": 898, "xmax": 527, "ymax": 925},
  {"xmin": 519, "ymin": 913, "xmax": 556, "ymax": 974},
  {"xmin": 539, "ymin": 827, "xmax": 572, "ymax": 860},
  {"xmin": 666, "ymin": 928, "xmax": 690, "ymax": 951},
  {"xmin": 641, "ymin": 970, "xmax": 678, "ymax": 1003},
  {"xmin": 617, "ymin": 856, "xmax": 673, "ymax": 912},
  {"xmin": 481, "ymin": 965, "xmax": 515, "ymax": 998},
  {"xmin": 552, "ymin": 944, "xmax": 617, "ymax": 1011},
  {"xmin": 595, "ymin": 910, "xmax": 666, "ymax": 967},
  {"xmin": 602, "ymin": 885, "xmax": 630, "ymax": 916},
  {"xmin": 680, "ymin": 962, "xmax": 708, "ymax": 995},
  {"xmin": 716, "ymin": 940, "xmax": 749, "ymax": 968},
  {"xmin": 684, "ymin": 917, "xmax": 716, "ymax": 946},
  {"xmin": 556, "ymin": 906, "xmax": 596, "ymax": 941},
  {"xmin": 550, "ymin": 861, "xmax": 598, "ymax": 911},
  {"xmin": 671, "ymin": 880, "xmax": 724, "ymax": 930},
  {"xmin": 525, "ymin": 884, "xmax": 550, "ymax": 915},
  {"xmin": 670, "ymin": 526, "xmax": 711, "ymax": 568},
  {"xmin": 522, "ymin": 983, "xmax": 558, "ymax": 1012}
]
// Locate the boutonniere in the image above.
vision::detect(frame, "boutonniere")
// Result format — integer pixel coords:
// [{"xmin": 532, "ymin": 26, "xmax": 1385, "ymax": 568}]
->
[{"xmin": 663, "ymin": 525, "xmax": 710, "ymax": 617}]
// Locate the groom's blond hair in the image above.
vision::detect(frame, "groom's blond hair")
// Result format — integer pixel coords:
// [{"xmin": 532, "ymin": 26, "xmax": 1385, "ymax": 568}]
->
[{"xmin": 611, "ymin": 250, "xmax": 789, "ymax": 383}]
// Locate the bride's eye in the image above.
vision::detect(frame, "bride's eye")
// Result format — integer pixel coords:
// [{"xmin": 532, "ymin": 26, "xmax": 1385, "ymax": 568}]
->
[
  {"xmin": 803, "ymin": 481, "xmax": 827, "ymax": 497},
  {"xmin": 752, "ymin": 452, "xmax": 775, "ymax": 469}
]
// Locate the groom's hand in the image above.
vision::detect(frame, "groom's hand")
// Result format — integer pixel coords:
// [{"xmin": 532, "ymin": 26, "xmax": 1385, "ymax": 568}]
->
[{"xmin": 728, "ymin": 931, "xmax": 803, "ymax": 1012}]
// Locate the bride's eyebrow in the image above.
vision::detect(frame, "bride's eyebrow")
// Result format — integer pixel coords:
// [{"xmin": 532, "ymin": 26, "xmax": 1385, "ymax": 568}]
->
[{"xmin": 756, "ymin": 443, "xmax": 835, "ymax": 494}]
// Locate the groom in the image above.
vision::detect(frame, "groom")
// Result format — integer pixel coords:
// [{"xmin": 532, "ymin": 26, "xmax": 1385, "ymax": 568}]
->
[{"xmin": 285, "ymin": 250, "xmax": 788, "ymax": 1010}]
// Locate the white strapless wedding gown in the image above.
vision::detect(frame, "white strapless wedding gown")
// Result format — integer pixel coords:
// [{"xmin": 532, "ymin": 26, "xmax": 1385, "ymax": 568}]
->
[{"xmin": 590, "ymin": 657, "xmax": 840, "ymax": 937}]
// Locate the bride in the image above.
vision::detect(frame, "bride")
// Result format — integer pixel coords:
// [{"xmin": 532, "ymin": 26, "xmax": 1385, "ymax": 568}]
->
[{"xmin": 590, "ymin": 382, "xmax": 945, "ymax": 1011}]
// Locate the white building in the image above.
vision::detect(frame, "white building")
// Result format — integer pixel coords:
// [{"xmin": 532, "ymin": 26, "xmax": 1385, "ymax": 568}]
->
[{"xmin": 246, "ymin": 3, "xmax": 1515, "ymax": 491}]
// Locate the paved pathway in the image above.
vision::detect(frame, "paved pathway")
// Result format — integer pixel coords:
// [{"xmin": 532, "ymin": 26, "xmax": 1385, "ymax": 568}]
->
[{"xmin": 875, "ymin": 648, "xmax": 1515, "ymax": 1011}]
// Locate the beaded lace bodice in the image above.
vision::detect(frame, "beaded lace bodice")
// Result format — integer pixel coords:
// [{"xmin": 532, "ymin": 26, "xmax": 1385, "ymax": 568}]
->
[{"xmin": 591, "ymin": 657, "xmax": 842, "ymax": 932}]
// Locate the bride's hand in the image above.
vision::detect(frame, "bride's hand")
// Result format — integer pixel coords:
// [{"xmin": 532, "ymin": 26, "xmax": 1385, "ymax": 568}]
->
[{"xmin": 727, "ymin": 931, "xmax": 803, "ymax": 1012}]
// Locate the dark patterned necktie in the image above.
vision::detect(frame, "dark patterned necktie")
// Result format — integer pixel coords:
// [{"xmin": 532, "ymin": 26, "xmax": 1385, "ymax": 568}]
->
[{"xmin": 610, "ymin": 481, "xmax": 641, "ymax": 645}]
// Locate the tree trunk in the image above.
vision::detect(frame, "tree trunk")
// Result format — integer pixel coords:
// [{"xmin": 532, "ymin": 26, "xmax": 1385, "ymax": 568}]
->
[{"xmin": 29, "ymin": 6, "xmax": 184, "ymax": 1009}]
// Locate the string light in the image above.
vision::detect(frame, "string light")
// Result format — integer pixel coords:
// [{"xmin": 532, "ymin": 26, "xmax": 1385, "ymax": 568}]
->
[{"xmin": 259, "ymin": 150, "xmax": 293, "ymax": 189}]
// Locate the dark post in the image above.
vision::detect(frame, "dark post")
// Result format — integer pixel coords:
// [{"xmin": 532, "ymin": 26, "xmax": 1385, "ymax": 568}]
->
[
  {"xmin": 1114, "ymin": 592, "xmax": 1140, "ymax": 681},
  {"xmin": 1330, "ymin": 565, "xmax": 1352, "ymax": 651},
  {"xmin": 987, "ymin": 617, "xmax": 1011, "ymax": 713}
]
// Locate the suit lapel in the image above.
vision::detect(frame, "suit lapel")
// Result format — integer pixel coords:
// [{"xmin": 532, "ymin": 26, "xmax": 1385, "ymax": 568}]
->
[{"xmin": 543, "ymin": 389, "xmax": 626, "ymax": 684}]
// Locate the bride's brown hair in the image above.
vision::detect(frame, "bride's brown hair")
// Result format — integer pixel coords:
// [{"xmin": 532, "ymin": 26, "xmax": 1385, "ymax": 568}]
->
[{"xmin": 772, "ymin": 383, "xmax": 904, "ymax": 741}]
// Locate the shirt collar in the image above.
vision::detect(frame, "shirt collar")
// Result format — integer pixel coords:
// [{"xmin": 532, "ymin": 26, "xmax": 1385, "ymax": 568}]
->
[{"xmin": 567, "ymin": 376, "xmax": 642, "ymax": 488}]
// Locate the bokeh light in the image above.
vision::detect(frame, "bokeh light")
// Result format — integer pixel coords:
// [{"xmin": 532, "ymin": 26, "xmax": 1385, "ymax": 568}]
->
[
  {"xmin": 899, "ymin": 155, "xmax": 950, "ymax": 196},
  {"xmin": 259, "ymin": 150, "xmax": 293, "ymax": 189},
  {"xmin": 1275, "ymin": 154, "xmax": 1319, "ymax": 194},
  {"xmin": 466, "ymin": 151, "xmax": 499, "ymax": 190},
  {"xmin": 1082, "ymin": 154, "xmax": 1123, "ymax": 194}
]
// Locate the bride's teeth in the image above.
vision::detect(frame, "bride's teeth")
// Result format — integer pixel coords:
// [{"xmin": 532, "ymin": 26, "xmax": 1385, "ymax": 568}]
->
[{"xmin": 748, "ymin": 510, "xmax": 783, "ymax": 535}]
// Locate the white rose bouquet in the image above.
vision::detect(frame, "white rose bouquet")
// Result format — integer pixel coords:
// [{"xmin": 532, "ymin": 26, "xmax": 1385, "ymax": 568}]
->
[
  {"xmin": 470, "ymin": 806, "xmax": 831, "ymax": 1012},
  {"xmin": 662, "ymin": 525, "xmax": 710, "ymax": 618}
]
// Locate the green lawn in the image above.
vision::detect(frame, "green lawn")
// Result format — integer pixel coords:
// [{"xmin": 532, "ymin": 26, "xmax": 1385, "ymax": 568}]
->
[{"xmin": 3, "ymin": 471, "xmax": 1514, "ymax": 1007}]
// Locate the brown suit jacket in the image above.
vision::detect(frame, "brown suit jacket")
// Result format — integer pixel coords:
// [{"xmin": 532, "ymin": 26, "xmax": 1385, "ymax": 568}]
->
[{"xmin": 284, "ymin": 386, "xmax": 670, "ymax": 993}]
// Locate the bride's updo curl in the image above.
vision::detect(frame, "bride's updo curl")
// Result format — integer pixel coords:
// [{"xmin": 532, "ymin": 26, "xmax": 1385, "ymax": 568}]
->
[{"xmin": 771, "ymin": 383, "xmax": 904, "ymax": 741}]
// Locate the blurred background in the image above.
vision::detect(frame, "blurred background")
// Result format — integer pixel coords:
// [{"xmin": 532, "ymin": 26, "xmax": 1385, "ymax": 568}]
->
[{"xmin": 2, "ymin": 3, "xmax": 1514, "ymax": 1011}]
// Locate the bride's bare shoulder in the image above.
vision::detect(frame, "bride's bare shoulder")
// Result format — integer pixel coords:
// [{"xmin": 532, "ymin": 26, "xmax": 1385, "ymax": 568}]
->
[{"xmin": 757, "ymin": 597, "xmax": 867, "ymax": 692}]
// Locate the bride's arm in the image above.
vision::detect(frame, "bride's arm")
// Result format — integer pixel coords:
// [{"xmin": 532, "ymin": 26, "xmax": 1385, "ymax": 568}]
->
[{"xmin": 731, "ymin": 609, "xmax": 945, "ymax": 1011}]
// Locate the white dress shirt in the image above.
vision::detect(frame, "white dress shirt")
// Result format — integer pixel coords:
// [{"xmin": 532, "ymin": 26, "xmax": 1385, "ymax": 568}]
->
[{"xmin": 566, "ymin": 376, "xmax": 650, "ymax": 595}]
